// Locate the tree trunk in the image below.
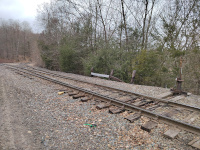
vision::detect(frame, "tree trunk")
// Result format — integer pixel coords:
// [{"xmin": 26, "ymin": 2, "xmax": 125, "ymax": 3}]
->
[
  {"xmin": 142, "ymin": 0, "xmax": 148, "ymax": 50},
  {"xmin": 121, "ymin": 0, "xmax": 128, "ymax": 47},
  {"xmin": 145, "ymin": 0, "xmax": 155, "ymax": 49},
  {"xmin": 97, "ymin": 0, "xmax": 107, "ymax": 43}
]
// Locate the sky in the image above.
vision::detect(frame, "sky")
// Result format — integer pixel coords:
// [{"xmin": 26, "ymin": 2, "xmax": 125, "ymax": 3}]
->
[{"xmin": 0, "ymin": 0, "xmax": 50, "ymax": 32}]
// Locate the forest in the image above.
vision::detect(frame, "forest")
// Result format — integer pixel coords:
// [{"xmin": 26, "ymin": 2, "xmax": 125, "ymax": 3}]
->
[{"xmin": 0, "ymin": 0, "xmax": 199, "ymax": 94}]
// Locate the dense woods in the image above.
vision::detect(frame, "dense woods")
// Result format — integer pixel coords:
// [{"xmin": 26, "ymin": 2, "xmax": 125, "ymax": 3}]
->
[
  {"xmin": 0, "ymin": 19, "xmax": 32, "ymax": 61},
  {"xmin": 0, "ymin": 0, "xmax": 200, "ymax": 94},
  {"xmin": 0, "ymin": 19, "xmax": 42, "ymax": 64}
]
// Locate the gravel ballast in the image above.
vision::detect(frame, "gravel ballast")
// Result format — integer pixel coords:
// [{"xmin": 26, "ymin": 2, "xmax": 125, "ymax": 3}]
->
[{"xmin": 0, "ymin": 64, "xmax": 199, "ymax": 149}]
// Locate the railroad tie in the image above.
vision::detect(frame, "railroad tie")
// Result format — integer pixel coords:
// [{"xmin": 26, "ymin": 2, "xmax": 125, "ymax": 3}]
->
[
  {"xmin": 188, "ymin": 137, "xmax": 200, "ymax": 149},
  {"xmin": 162, "ymin": 108, "xmax": 181, "ymax": 118},
  {"xmin": 68, "ymin": 91, "xmax": 79, "ymax": 96},
  {"xmin": 80, "ymin": 96, "xmax": 92, "ymax": 102},
  {"xmin": 145, "ymin": 101, "xmax": 161, "ymax": 110},
  {"xmin": 164, "ymin": 128, "xmax": 181, "ymax": 139},
  {"xmin": 141, "ymin": 121, "xmax": 157, "ymax": 132},
  {"xmin": 73, "ymin": 93, "xmax": 85, "ymax": 99},
  {"xmin": 132, "ymin": 99, "xmax": 153, "ymax": 107},
  {"xmin": 109, "ymin": 106, "xmax": 124, "ymax": 114},
  {"xmin": 96, "ymin": 102, "xmax": 111, "ymax": 109},
  {"xmin": 184, "ymin": 112, "xmax": 199, "ymax": 124},
  {"xmin": 118, "ymin": 96, "xmax": 135, "ymax": 103},
  {"xmin": 124, "ymin": 113, "xmax": 141, "ymax": 123}
]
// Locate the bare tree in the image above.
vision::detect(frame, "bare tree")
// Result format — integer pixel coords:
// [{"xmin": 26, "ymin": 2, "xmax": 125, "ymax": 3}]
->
[
  {"xmin": 96, "ymin": 0, "xmax": 107, "ymax": 43},
  {"xmin": 0, "ymin": 19, "xmax": 35, "ymax": 61},
  {"xmin": 121, "ymin": 0, "xmax": 128, "ymax": 47}
]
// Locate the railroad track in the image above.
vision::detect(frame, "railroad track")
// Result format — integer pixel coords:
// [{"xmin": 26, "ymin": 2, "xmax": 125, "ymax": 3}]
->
[
  {"xmin": 2, "ymin": 63, "xmax": 200, "ymax": 148},
  {"xmin": 8, "ymin": 64, "xmax": 200, "ymax": 111}
]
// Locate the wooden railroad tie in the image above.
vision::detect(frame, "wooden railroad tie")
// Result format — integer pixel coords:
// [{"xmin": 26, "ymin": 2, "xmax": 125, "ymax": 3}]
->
[
  {"xmin": 124, "ymin": 113, "xmax": 141, "ymax": 123},
  {"xmin": 141, "ymin": 121, "xmax": 157, "ymax": 132},
  {"xmin": 81, "ymin": 96, "xmax": 92, "ymax": 102},
  {"xmin": 188, "ymin": 137, "xmax": 200, "ymax": 149},
  {"xmin": 96, "ymin": 102, "xmax": 111, "ymax": 109},
  {"xmin": 164, "ymin": 128, "xmax": 180, "ymax": 139},
  {"xmin": 109, "ymin": 106, "xmax": 124, "ymax": 114},
  {"xmin": 68, "ymin": 91, "xmax": 79, "ymax": 96},
  {"xmin": 73, "ymin": 93, "xmax": 85, "ymax": 99}
]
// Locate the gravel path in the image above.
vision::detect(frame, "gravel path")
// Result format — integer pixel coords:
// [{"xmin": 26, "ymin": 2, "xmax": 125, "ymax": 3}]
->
[{"xmin": 0, "ymin": 64, "xmax": 199, "ymax": 149}]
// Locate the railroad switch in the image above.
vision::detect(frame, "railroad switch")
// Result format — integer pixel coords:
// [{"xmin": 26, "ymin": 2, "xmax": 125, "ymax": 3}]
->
[{"xmin": 171, "ymin": 57, "xmax": 187, "ymax": 95}]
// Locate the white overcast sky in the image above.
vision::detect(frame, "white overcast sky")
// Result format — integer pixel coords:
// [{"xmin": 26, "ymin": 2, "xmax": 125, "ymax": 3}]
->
[{"xmin": 0, "ymin": 0, "xmax": 50, "ymax": 32}]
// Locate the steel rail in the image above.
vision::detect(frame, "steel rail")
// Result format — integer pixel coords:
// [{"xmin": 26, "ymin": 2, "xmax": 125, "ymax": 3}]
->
[
  {"xmin": 8, "ymin": 64, "xmax": 200, "ymax": 112},
  {"xmin": 5, "ymin": 65, "xmax": 200, "ymax": 135}
]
